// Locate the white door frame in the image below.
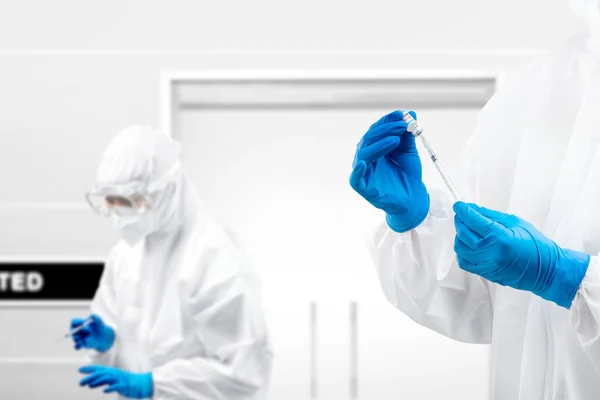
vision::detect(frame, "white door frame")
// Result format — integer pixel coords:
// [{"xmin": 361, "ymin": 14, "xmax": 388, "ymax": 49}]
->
[
  {"xmin": 159, "ymin": 69, "xmax": 500, "ymax": 139},
  {"xmin": 159, "ymin": 68, "xmax": 501, "ymax": 399}
]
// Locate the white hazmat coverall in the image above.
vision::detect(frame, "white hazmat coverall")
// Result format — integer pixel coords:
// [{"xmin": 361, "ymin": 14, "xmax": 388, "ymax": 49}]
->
[
  {"xmin": 368, "ymin": 6, "xmax": 600, "ymax": 400},
  {"xmin": 84, "ymin": 126, "xmax": 273, "ymax": 400}
]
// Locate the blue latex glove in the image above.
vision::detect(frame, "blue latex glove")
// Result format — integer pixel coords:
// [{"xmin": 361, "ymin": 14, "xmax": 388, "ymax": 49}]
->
[
  {"xmin": 453, "ymin": 201, "xmax": 590, "ymax": 308},
  {"xmin": 349, "ymin": 110, "xmax": 430, "ymax": 232},
  {"xmin": 79, "ymin": 365, "xmax": 153, "ymax": 399},
  {"xmin": 70, "ymin": 314, "xmax": 115, "ymax": 352}
]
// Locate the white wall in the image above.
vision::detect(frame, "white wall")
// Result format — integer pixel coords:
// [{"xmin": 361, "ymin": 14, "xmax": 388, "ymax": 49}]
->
[
  {"xmin": 0, "ymin": 0, "xmax": 585, "ymax": 399},
  {"xmin": 0, "ymin": 0, "xmax": 582, "ymax": 51}
]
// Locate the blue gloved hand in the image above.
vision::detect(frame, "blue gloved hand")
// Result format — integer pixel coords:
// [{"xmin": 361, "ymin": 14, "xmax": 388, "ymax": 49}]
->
[
  {"xmin": 349, "ymin": 110, "xmax": 430, "ymax": 232},
  {"xmin": 70, "ymin": 314, "xmax": 115, "ymax": 352},
  {"xmin": 79, "ymin": 365, "xmax": 153, "ymax": 399},
  {"xmin": 453, "ymin": 201, "xmax": 590, "ymax": 308}
]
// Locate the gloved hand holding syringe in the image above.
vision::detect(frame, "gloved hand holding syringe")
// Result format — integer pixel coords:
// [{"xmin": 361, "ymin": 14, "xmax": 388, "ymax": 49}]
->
[{"xmin": 402, "ymin": 110, "xmax": 462, "ymax": 202}]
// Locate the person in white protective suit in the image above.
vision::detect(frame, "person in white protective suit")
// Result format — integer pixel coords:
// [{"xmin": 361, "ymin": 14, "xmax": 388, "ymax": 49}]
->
[
  {"xmin": 349, "ymin": 2, "xmax": 600, "ymax": 399},
  {"xmin": 69, "ymin": 125, "xmax": 273, "ymax": 400}
]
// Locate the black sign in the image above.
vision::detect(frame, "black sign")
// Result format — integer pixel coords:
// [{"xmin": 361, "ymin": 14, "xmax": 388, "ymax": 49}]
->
[{"xmin": 0, "ymin": 262, "xmax": 104, "ymax": 301}]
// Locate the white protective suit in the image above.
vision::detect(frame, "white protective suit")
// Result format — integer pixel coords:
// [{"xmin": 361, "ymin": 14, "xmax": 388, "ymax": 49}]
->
[
  {"xmin": 86, "ymin": 126, "xmax": 273, "ymax": 400},
  {"xmin": 368, "ymin": 4, "xmax": 600, "ymax": 400}
]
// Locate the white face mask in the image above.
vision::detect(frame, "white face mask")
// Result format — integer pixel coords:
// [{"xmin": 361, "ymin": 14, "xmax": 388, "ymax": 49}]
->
[{"xmin": 112, "ymin": 214, "xmax": 153, "ymax": 247}]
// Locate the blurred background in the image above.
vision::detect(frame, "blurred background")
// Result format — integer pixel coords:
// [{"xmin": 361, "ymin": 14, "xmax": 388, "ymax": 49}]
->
[{"xmin": 0, "ymin": 0, "xmax": 583, "ymax": 399}]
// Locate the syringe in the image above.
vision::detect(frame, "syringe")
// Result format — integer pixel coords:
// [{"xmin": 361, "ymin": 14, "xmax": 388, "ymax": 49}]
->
[
  {"xmin": 402, "ymin": 111, "xmax": 462, "ymax": 202},
  {"xmin": 57, "ymin": 318, "xmax": 93, "ymax": 341}
]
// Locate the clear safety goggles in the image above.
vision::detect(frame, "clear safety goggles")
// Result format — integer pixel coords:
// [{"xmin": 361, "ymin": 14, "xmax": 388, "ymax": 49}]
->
[
  {"xmin": 85, "ymin": 182, "xmax": 151, "ymax": 217},
  {"xmin": 85, "ymin": 162, "xmax": 181, "ymax": 218}
]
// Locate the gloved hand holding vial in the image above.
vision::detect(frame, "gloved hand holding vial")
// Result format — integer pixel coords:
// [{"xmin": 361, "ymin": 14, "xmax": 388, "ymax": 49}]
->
[{"xmin": 349, "ymin": 109, "xmax": 459, "ymax": 233}]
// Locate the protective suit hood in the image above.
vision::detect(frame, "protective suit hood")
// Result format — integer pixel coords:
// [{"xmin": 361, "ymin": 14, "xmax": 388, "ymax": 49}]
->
[
  {"xmin": 569, "ymin": 0, "xmax": 600, "ymax": 19},
  {"xmin": 569, "ymin": 0, "xmax": 600, "ymax": 48},
  {"xmin": 95, "ymin": 126, "xmax": 192, "ymax": 245}
]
